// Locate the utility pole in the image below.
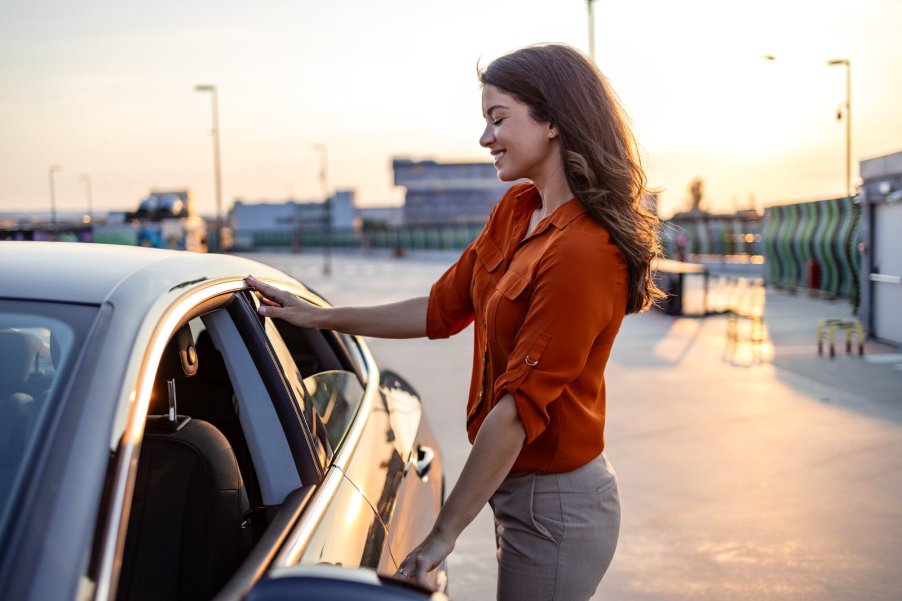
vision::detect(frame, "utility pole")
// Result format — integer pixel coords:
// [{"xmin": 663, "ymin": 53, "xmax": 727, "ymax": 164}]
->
[
  {"xmin": 48, "ymin": 165, "xmax": 61, "ymax": 234},
  {"xmin": 80, "ymin": 174, "xmax": 93, "ymax": 223},
  {"xmin": 827, "ymin": 59, "xmax": 852, "ymax": 200},
  {"xmin": 587, "ymin": 0, "xmax": 599, "ymax": 59},
  {"xmin": 195, "ymin": 84, "xmax": 224, "ymax": 251},
  {"xmin": 313, "ymin": 144, "xmax": 332, "ymax": 276}
]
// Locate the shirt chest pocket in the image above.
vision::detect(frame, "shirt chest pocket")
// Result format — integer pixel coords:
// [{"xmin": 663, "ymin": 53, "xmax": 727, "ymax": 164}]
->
[
  {"xmin": 490, "ymin": 269, "xmax": 531, "ymax": 345},
  {"xmin": 497, "ymin": 269, "xmax": 529, "ymax": 300}
]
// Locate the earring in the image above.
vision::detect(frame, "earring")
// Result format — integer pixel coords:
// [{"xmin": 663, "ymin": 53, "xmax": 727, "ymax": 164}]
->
[{"xmin": 548, "ymin": 131, "xmax": 555, "ymax": 138}]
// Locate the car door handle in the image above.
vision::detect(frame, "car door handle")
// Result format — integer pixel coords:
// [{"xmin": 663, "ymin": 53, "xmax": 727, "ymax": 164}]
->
[{"xmin": 413, "ymin": 445, "xmax": 435, "ymax": 479}]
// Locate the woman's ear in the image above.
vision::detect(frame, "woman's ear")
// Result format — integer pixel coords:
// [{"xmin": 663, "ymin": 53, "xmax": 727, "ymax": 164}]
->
[{"xmin": 547, "ymin": 127, "xmax": 557, "ymax": 139}]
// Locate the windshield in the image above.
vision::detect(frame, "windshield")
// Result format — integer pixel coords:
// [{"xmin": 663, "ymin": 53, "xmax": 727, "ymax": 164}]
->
[{"xmin": 0, "ymin": 299, "xmax": 98, "ymax": 534}]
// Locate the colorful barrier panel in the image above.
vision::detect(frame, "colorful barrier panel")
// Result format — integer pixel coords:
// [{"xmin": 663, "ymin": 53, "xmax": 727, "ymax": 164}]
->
[{"xmin": 762, "ymin": 197, "xmax": 861, "ymax": 303}]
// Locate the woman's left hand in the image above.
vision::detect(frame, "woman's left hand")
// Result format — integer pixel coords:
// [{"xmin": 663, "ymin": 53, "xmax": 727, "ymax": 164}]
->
[{"xmin": 396, "ymin": 530, "xmax": 455, "ymax": 587}]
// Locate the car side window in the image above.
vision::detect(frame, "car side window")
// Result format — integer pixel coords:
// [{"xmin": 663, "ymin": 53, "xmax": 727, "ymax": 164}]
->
[
  {"xmin": 303, "ymin": 370, "xmax": 364, "ymax": 450},
  {"xmin": 0, "ymin": 301, "xmax": 96, "ymax": 535},
  {"xmin": 260, "ymin": 318, "xmax": 333, "ymax": 464},
  {"xmin": 261, "ymin": 319, "xmax": 367, "ymax": 460}
]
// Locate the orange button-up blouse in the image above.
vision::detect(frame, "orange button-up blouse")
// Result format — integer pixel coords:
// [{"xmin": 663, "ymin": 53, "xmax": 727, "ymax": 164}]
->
[{"xmin": 426, "ymin": 182, "xmax": 628, "ymax": 473}]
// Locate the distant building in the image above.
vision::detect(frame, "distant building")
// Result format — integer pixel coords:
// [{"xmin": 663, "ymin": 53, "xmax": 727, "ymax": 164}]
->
[
  {"xmin": 859, "ymin": 149, "xmax": 902, "ymax": 345},
  {"xmin": 357, "ymin": 206, "xmax": 404, "ymax": 228},
  {"xmin": 229, "ymin": 190, "xmax": 356, "ymax": 250},
  {"xmin": 393, "ymin": 158, "xmax": 512, "ymax": 226}
]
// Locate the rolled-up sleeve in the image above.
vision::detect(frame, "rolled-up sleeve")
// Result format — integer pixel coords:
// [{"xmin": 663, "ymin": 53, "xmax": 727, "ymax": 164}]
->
[
  {"xmin": 492, "ymin": 234, "xmax": 624, "ymax": 443},
  {"xmin": 426, "ymin": 240, "xmax": 478, "ymax": 339}
]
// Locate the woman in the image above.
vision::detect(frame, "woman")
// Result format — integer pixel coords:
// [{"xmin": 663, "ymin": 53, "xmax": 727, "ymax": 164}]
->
[{"xmin": 247, "ymin": 43, "xmax": 662, "ymax": 601}]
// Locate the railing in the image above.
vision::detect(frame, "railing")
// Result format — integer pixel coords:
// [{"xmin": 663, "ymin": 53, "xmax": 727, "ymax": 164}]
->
[{"xmin": 248, "ymin": 224, "xmax": 485, "ymax": 251}]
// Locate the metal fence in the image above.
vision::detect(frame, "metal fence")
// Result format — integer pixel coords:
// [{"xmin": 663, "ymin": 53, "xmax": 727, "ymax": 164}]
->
[{"xmin": 249, "ymin": 224, "xmax": 486, "ymax": 251}]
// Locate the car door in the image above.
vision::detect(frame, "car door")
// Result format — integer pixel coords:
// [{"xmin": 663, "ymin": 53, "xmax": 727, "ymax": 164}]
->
[
  {"xmin": 366, "ymin": 369, "xmax": 445, "ymax": 591},
  {"xmin": 113, "ymin": 289, "xmax": 328, "ymax": 601},
  {"xmin": 252, "ymin": 288, "xmax": 445, "ymax": 590},
  {"xmin": 246, "ymin": 291, "xmax": 393, "ymax": 576}
]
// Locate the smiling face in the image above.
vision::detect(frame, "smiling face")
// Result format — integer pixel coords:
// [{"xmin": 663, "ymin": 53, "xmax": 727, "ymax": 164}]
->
[{"xmin": 479, "ymin": 84, "xmax": 559, "ymax": 184}]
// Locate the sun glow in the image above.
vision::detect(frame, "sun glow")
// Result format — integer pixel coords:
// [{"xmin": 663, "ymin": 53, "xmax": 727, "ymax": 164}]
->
[{"xmin": 1, "ymin": 0, "xmax": 899, "ymax": 218}]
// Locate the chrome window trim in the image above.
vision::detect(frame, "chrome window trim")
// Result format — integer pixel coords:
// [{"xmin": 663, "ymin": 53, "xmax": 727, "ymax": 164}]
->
[
  {"xmin": 93, "ymin": 278, "xmax": 248, "ymax": 601},
  {"xmin": 271, "ymin": 466, "xmax": 344, "ymax": 566}
]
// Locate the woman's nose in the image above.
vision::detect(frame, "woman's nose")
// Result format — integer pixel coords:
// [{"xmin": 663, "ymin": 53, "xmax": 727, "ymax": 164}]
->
[{"xmin": 479, "ymin": 125, "xmax": 493, "ymax": 148}]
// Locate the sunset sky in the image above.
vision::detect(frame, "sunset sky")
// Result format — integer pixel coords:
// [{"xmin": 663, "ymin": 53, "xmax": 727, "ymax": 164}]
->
[{"xmin": 1, "ymin": 0, "xmax": 900, "ymax": 218}]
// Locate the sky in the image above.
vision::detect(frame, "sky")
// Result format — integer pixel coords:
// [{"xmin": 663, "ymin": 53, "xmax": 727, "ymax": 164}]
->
[{"xmin": 1, "ymin": 0, "xmax": 901, "ymax": 219}]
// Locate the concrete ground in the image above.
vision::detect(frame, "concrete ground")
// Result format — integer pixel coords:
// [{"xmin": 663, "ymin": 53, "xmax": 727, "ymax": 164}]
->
[{"xmin": 245, "ymin": 250, "xmax": 902, "ymax": 601}]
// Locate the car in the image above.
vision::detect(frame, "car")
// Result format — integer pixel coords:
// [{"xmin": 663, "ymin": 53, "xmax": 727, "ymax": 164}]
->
[{"xmin": 0, "ymin": 241, "xmax": 446, "ymax": 601}]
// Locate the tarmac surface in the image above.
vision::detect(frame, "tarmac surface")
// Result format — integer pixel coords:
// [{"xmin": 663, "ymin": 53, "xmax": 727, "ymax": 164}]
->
[{"xmin": 246, "ymin": 250, "xmax": 902, "ymax": 601}]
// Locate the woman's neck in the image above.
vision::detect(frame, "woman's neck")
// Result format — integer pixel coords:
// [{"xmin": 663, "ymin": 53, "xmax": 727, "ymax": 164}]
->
[{"xmin": 532, "ymin": 171, "xmax": 574, "ymax": 218}]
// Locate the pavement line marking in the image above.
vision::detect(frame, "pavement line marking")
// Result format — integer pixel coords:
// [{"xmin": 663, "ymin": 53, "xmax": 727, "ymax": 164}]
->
[{"xmin": 863, "ymin": 354, "xmax": 902, "ymax": 364}]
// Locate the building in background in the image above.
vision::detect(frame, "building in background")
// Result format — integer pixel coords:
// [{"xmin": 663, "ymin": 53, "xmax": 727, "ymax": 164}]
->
[
  {"xmin": 859, "ymin": 149, "xmax": 902, "ymax": 345},
  {"xmin": 356, "ymin": 206, "xmax": 404, "ymax": 228},
  {"xmin": 230, "ymin": 190, "xmax": 356, "ymax": 250},
  {"xmin": 393, "ymin": 158, "xmax": 512, "ymax": 226}
]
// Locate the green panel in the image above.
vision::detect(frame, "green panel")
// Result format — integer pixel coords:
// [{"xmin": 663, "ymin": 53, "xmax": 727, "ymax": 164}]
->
[
  {"xmin": 834, "ymin": 197, "xmax": 857, "ymax": 299},
  {"xmin": 820, "ymin": 199, "xmax": 840, "ymax": 297},
  {"xmin": 799, "ymin": 202, "xmax": 817, "ymax": 289},
  {"xmin": 784, "ymin": 204, "xmax": 801, "ymax": 289},
  {"xmin": 810, "ymin": 201, "xmax": 829, "ymax": 294},
  {"xmin": 762, "ymin": 207, "xmax": 782, "ymax": 285}
]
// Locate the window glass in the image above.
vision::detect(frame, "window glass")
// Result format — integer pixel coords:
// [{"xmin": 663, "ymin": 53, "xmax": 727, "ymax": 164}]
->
[
  {"xmin": 262, "ymin": 319, "xmax": 367, "ymax": 459},
  {"xmin": 0, "ymin": 300, "xmax": 98, "ymax": 539},
  {"xmin": 262, "ymin": 318, "xmax": 332, "ymax": 462},
  {"xmin": 303, "ymin": 370, "xmax": 365, "ymax": 450}
]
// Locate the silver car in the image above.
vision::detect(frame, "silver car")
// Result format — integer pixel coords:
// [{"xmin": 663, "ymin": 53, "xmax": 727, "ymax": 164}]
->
[{"xmin": 0, "ymin": 242, "xmax": 446, "ymax": 601}]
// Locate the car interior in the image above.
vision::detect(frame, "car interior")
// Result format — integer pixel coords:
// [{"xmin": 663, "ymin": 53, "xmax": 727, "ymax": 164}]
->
[
  {"xmin": 0, "ymin": 325, "xmax": 63, "ymax": 506},
  {"xmin": 116, "ymin": 295, "xmax": 368, "ymax": 601},
  {"xmin": 0, "ymin": 329, "xmax": 45, "ymax": 500}
]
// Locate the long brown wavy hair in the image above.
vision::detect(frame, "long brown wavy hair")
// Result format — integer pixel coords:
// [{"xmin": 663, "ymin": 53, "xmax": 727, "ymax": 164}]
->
[{"xmin": 480, "ymin": 44, "xmax": 664, "ymax": 314}]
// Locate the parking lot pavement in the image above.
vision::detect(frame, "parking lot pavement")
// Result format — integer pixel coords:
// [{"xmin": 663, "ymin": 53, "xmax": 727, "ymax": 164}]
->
[{"xmin": 247, "ymin": 250, "xmax": 902, "ymax": 601}]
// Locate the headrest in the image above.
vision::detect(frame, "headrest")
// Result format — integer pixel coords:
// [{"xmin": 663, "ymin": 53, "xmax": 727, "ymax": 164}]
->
[
  {"xmin": 158, "ymin": 325, "xmax": 199, "ymax": 380},
  {"xmin": 149, "ymin": 325, "xmax": 198, "ymax": 415},
  {"xmin": 0, "ymin": 330, "xmax": 43, "ymax": 397}
]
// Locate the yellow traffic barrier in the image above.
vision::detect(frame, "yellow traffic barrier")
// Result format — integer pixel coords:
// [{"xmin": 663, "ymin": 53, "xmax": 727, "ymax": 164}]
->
[{"xmin": 817, "ymin": 318, "xmax": 865, "ymax": 358}]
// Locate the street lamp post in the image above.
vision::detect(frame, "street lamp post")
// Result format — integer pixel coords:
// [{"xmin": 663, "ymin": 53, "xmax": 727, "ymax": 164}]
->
[
  {"xmin": 587, "ymin": 0, "xmax": 599, "ymax": 59},
  {"xmin": 313, "ymin": 144, "xmax": 332, "ymax": 276},
  {"xmin": 194, "ymin": 84, "xmax": 224, "ymax": 252},
  {"xmin": 827, "ymin": 59, "xmax": 852, "ymax": 201},
  {"xmin": 48, "ymin": 165, "xmax": 61, "ymax": 233},
  {"xmin": 764, "ymin": 55, "xmax": 853, "ymax": 201},
  {"xmin": 80, "ymin": 174, "xmax": 93, "ymax": 224}
]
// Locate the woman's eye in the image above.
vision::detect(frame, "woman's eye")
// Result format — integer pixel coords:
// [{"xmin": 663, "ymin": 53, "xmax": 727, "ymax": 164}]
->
[{"xmin": 492, "ymin": 118, "xmax": 505, "ymax": 126}]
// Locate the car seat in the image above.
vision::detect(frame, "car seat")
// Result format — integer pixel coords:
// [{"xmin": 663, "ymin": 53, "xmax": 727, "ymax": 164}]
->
[{"xmin": 117, "ymin": 326, "xmax": 251, "ymax": 601}]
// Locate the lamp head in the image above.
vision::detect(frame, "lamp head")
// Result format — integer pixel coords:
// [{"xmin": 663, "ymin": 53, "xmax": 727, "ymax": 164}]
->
[
  {"xmin": 827, "ymin": 59, "xmax": 849, "ymax": 66},
  {"xmin": 194, "ymin": 84, "xmax": 216, "ymax": 92}
]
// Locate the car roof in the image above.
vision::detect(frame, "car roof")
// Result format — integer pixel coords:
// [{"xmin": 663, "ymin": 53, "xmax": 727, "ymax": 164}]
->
[{"xmin": 0, "ymin": 241, "xmax": 298, "ymax": 305}]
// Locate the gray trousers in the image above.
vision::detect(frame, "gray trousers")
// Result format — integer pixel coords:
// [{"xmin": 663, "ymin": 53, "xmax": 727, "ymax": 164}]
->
[{"xmin": 490, "ymin": 453, "xmax": 620, "ymax": 601}]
